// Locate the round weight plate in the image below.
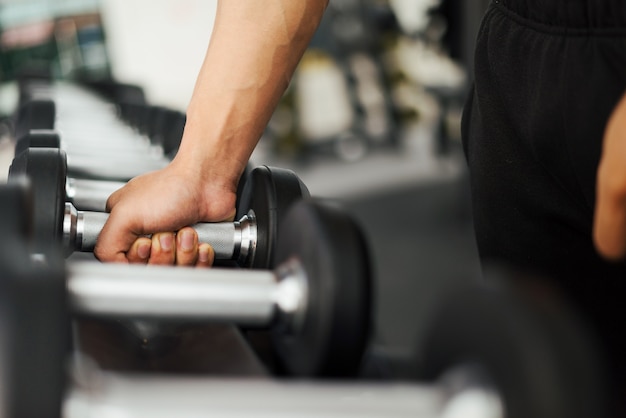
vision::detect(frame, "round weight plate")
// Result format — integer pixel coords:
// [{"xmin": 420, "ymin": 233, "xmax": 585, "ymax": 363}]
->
[
  {"xmin": 14, "ymin": 99, "xmax": 56, "ymax": 140},
  {"xmin": 9, "ymin": 148, "xmax": 67, "ymax": 253},
  {"xmin": 272, "ymin": 200, "xmax": 372, "ymax": 377},
  {"xmin": 160, "ymin": 110, "xmax": 185, "ymax": 157},
  {"xmin": 0, "ymin": 178, "xmax": 34, "ymax": 240},
  {"xmin": 0, "ymin": 184, "xmax": 68, "ymax": 418},
  {"xmin": 418, "ymin": 278, "xmax": 608, "ymax": 418},
  {"xmin": 236, "ymin": 166, "xmax": 310, "ymax": 269},
  {"xmin": 235, "ymin": 163, "xmax": 253, "ymax": 210},
  {"xmin": 14, "ymin": 129, "xmax": 61, "ymax": 157}
]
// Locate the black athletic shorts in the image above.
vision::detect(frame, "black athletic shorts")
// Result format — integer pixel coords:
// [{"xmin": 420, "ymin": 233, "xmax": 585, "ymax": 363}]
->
[{"xmin": 463, "ymin": 0, "xmax": 626, "ymax": 405}]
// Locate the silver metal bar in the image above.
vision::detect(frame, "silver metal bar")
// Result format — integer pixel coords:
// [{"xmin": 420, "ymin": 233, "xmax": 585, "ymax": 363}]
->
[
  {"xmin": 185, "ymin": 222, "xmax": 237, "ymax": 260},
  {"xmin": 67, "ymin": 262, "xmax": 278, "ymax": 324},
  {"xmin": 76, "ymin": 210, "xmax": 108, "ymax": 252},
  {"xmin": 66, "ymin": 154, "xmax": 169, "ymax": 181},
  {"xmin": 64, "ymin": 374, "xmax": 445, "ymax": 418},
  {"xmin": 66, "ymin": 178, "xmax": 123, "ymax": 211}
]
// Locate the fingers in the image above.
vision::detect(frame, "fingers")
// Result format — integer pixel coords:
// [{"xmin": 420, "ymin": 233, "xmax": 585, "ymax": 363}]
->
[
  {"xmin": 148, "ymin": 232, "xmax": 176, "ymax": 265},
  {"xmin": 124, "ymin": 229, "xmax": 215, "ymax": 267},
  {"xmin": 176, "ymin": 227, "xmax": 198, "ymax": 266},
  {"xmin": 94, "ymin": 208, "xmax": 142, "ymax": 263},
  {"xmin": 175, "ymin": 228, "xmax": 215, "ymax": 267},
  {"xmin": 127, "ymin": 237, "xmax": 152, "ymax": 264},
  {"xmin": 197, "ymin": 243, "xmax": 215, "ymax": 268}
]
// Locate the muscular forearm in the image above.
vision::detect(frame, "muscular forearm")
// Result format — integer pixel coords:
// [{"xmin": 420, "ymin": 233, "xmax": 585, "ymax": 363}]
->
[{"xmin": 173, "ymin": 0, "xmax": 328, "ymax": 193}]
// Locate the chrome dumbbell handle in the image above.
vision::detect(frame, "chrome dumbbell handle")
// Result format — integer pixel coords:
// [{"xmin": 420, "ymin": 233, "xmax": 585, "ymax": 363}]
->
[
  {"xmin": 63, "ymin": 203, "xmax": 257, "ymax": 266},
  {"xmin": 67, "ymin": 258, "xmax": 307, "ymax": 330},
  {"xmin": 66, "ymin": 177, "xmax": 124, "ymax": 212}
]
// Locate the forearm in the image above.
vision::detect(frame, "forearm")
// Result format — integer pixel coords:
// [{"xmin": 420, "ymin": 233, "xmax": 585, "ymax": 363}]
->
[{"xmin": 173, "ymin": 0, "xmax": 328, "ymax": 192}]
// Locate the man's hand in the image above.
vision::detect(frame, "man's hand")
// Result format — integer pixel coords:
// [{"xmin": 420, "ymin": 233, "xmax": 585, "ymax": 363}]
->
[
  {"xmin": 594, "ymin": 92, "xmax": 626, "ymax": 260},
  {"xmin": 94, "ymin": 161, "xmax": 237, "ymax": 266}
]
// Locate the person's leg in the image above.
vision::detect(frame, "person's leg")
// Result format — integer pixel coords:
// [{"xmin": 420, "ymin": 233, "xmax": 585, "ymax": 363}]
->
[{"xmin": 464, "ymin": 1, "xmax": 626, "ymax": 413}]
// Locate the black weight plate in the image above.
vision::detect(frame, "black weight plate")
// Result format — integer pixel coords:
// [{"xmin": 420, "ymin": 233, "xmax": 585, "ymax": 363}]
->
[
  {"xmin": 0, "ymin": 178, "xmax": 33, "ymax": 240},
  {"xmin": 235, "ymin": 163, "xmax": 253, "ymax": 209},
  {"xmin": 418, "ymin": 277, "xmax": 608, "ymax": 418},
  {"xmin": 236, "ymin": 166, "xmax": 310, "ymax": 269},
  {"xmin": 14, "ymin": 129, "xmax": 61, "ymax": 156},
  {"xmin": 160, "ymin": 110, "xmax": 186, "ymax": 157},
  {"xmin": 9, "ymin": 148, "xmax": 67, "ymax": 254},
  {"xmin": 272, "ymin": 200, "xmax": 372, "ymax": 377},
  {"xmin": 14, "ymin": 98, "xmax": 55, "ymax": 140},
  {"xmin": 0, "ymin": 183, "xmax": 68, "ymax": 418}
]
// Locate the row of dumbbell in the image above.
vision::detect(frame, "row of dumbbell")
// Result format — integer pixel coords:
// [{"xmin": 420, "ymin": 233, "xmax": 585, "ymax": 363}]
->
[
  {"xmin": 10, "ymin": 79, "xmax": 287, "ymax": 351},
  {"xmin": 8, "ymin": 80, "xmax": 374, "ymax": 374},
  {"xmin": 15, "ymin": 80, "xmax": 181, "ymax": 181}
]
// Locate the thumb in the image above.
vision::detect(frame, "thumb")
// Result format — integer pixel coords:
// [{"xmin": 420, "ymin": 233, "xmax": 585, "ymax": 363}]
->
[{"xmin": 94, "ymin": 210, "xmax": 140, "ymax": 263}]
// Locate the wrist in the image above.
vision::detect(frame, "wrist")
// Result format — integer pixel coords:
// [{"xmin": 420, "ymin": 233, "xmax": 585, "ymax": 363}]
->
[
  {"xmin": 172, "ymin": 110, "xmax": 247, "ymax": 191},
  {"xmin": 165, "ymin": 155, "xmax": 239, "ymax": 222}
]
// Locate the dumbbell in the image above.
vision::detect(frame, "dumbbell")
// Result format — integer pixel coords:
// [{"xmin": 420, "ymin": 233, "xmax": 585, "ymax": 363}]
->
[
  {"xmin": 9, "ymin": 147, "xmax": 307, "ymax": 269},
  {"xmin": 13, "ymin": 131, "xmax": 177, "ymax": 211},
  {"xmin": 13, "ymin": 136, "xmax": 123, "ymax": 211},
  {"xmin": 118, "ymin": 104, "xmax": 186, "ymax": 157},
  {"xmin": 79, "ymin": 79, "xmax": 147, "ymax": 107},
  {"xmin": 0, "ymin": 182, "xmax": 372, "ymax": 381},
  {"xmin": 13, "ymin": 96, "xmax": 56, "ymax": 140}
]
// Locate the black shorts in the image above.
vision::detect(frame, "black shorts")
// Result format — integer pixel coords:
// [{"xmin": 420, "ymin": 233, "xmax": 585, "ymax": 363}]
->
[{"xmin": 463, "ymin": 0, "xmax": 626, "ymax": 398}]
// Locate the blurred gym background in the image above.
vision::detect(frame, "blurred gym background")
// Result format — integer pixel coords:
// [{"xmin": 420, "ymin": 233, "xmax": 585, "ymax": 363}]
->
[{"xmin": 0, "ymin": 0, "xmax": 489, "ymax": 372}]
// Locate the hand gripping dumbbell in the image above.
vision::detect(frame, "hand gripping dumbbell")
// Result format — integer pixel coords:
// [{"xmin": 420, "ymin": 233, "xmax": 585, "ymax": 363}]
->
[
  {"xmin": 9, "ymin": 147, "xmax": 308, "ymax": 269},
  {"xmin": 0, "ymin": 183, "xmax": 372, "ymax": 383}
]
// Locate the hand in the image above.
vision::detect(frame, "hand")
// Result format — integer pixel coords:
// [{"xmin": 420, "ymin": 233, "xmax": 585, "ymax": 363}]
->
[
  {"xmin": 594, "ymin": 92, "xmax": 626, "ymax": 260},
  {"xmin": 94, "ymin": 160, "xmax": 238, "ymax": 266}
]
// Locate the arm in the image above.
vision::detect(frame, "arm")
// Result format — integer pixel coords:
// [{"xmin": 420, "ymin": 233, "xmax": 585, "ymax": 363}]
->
[
  {"xmin": 594, "ymin": 91, "xmax": 626, "ymax": 260},
  {"xmin": 94, "ymin": 0, "xmax": 328, "ymax": 264}
]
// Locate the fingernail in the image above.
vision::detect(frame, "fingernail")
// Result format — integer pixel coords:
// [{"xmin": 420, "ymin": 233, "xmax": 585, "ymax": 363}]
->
[
  {"xmin": 199, "ymin": 246, "xmax": 209, "ymax": 263},
  {"xmin": 160, "ymin": 234, "xmax": 173, "ymax": 251},
  {"xmin": 181, "ymin": 230, "xmax": 195, "ymax": 251},
  {"xmin": 138, "ymin": 243, "xmax": 150, "ymax": 259}
]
